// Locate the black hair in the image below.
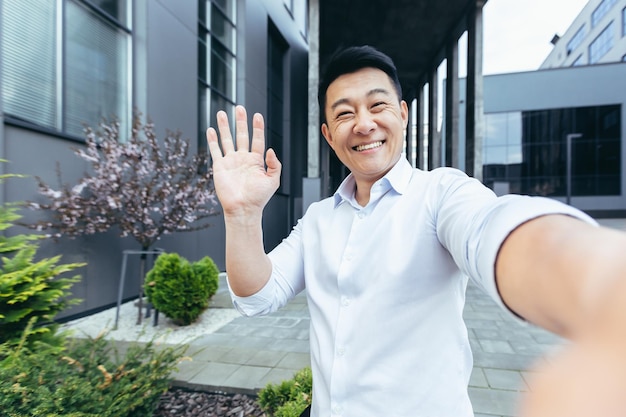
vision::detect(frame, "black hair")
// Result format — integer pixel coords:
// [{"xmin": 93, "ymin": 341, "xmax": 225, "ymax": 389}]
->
[{"xmin": 318, "ymin": 45, "xmax": 403, "ymax": 123}]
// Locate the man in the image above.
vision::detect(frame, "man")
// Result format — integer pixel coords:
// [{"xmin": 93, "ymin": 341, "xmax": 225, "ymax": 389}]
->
[{"xmin": 206, "ymin": 46, "xmax": 626, "ymax": 416}]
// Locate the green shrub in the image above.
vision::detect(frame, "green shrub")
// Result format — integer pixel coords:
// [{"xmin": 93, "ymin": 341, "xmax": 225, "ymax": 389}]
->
[
  {"xmin": 0, "ymin": 326, "xmax": 188, "ymax": 417},
  {"xmin": 145, "ymin": 253, "xmax": 219, "ymax": 325},
  {"xmin": 258, "ymin": 367, "xmax": 312, "ymax": 417},
  {"xmin": 0, "ymin": 168, "xmax": 84, "ymax": 350}
]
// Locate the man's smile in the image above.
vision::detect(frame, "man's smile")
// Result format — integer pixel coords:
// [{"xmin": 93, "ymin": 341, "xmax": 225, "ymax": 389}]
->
[{"xmin": 353, "ymin": 140, "xmax": 385, "ymax": 152}]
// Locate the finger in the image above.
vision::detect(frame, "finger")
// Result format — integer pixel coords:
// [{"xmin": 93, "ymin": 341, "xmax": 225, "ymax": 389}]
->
[
  {"xmin": 216, "ymin": 110, "xmax": 235, "ymax": 154},
  {"xmin": 235, "ymin": 105, "xmax": 250, "ymax": 152},
  {"xmin": 206, "ymin": 127, "xmax": 223, "ymax": 159},
  {"xmin": 250, "ymin": 112, "xmax": 266, "ymax": 156},
  {"xmin": 265, "ymin": 148, "xmax": 282, "ymax": 181}
]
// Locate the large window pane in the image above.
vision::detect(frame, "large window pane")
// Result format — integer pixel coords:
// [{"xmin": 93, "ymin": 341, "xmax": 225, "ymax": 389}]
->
[
  {"xmin": 1, "ymin": 0, "xmax": 57, "ymax": 128},
  {"xmin": 65, "ymin": 0, "xmax": 129, "ymax": 137},
  {"xmin": 589, "ymin": 22, "xmax": 614, "ymax": 64},
  {"xmin": 211, "ymin": 42, "xmax": 235, "ymax": 100},
  {"xmin": 87, "ymin": 0, "xmax": 130, "ymax": 27},
  {"xmin": 211, "ymin": 4, "xmax": 236, "ymax": 51}
]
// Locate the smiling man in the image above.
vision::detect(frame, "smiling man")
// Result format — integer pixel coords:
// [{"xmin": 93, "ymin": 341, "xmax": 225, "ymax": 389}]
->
[{"xmin": 206, "ymin": 46, "xmax": 626, "ymax": 417}]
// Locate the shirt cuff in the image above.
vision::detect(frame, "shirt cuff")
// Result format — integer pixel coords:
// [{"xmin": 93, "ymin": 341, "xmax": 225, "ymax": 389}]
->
[
  {"xmin": 227, "ymin": 275, "xmax": 277, "ymax": 316},
  {"xmin": 476, "ymin": 196, "xmax": 598, "ymax": 322}
]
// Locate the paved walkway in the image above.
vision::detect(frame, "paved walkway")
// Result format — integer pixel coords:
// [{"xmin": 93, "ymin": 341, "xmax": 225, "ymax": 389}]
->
[{"xmin": 171, "ymin": 218, "xmax": 625, "ymax": 417}]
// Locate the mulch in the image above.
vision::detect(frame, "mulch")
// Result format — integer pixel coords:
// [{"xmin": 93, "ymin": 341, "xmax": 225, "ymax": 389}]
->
[{"xmin": 153, "ymin": 388, "xmax": 266, "ymax": 417}]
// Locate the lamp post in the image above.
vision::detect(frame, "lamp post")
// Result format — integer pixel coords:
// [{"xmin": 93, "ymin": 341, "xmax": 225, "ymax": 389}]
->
[{"xmin": 566, "ymin": 133, "xmax": 583, "ymax": 205}]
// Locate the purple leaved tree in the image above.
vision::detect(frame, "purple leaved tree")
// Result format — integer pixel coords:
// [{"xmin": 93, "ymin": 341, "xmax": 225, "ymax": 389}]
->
[{"xmin": 28, "ymin": 111, "xmax": 220, "ymax": 323}]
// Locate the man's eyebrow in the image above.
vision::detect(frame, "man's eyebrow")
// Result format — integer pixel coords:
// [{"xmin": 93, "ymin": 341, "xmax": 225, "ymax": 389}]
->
[{"xmin": 329, "ymin": 88, "xmax": 392, "ymax": 112}]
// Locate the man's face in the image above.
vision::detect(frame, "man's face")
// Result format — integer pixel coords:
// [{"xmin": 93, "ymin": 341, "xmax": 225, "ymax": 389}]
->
[{"xmin": 321, "ymin": 67, "xmax": 408, "ymax": 188}]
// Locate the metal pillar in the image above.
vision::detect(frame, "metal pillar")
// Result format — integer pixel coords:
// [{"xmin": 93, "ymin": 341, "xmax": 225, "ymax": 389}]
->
[
  {"xmin": 445, "ymin": 39, "xmax": 460, "ymax": 168},
  {"xmin": 465, "ymin": 0, "xmax": 485, "ymax": 180},
  {"xmin": 428, "ymin": 69, "xmax": 440, "ymax": 170},
  {"xmin": 417, "ymin": 84, "xmax": 426, "ymax": 170}
]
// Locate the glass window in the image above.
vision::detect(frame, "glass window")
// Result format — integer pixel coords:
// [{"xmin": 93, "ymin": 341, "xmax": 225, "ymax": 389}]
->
[
  {"xmin": 1, "ymin": 0, "xmax": 131, "ymax": 138},
  {"xmin": 198, "ymin": 0, "xmax": 237, "ymax": 152},
  {"xmin": 567, "ymin": 24, "xmax": 586, "ymax": 55},
  {"xmin": 571, "ymin": 54, "xmax": 585, "ymax": 66},
  {"xmin": 86, "ymin": 0, "xmax": 130, "ymax": 27},
  {"xmin": 211, "ymin": 5, "xmax": 236, "ymax": 51},
  {"xmin": 623, "ymin": 7, "xmax": 626, "ymax": 36},
  {"xmin": 65, "ymin": 0, "xmax": 130, "ymax": 137},
  {"xmin": 483, "ymin": 105, "xmax": 621, "ymax": 197},
  {"xmin": 589, "ymin": 22, "xmax": 614, "ymax": 64},
  {"xmin": 1, "ymin": 0, "xmax": 58, "ymax": 129},
  {"xmin": 592, "ymin": 0, "xmax": 617, "ymax": 27}
]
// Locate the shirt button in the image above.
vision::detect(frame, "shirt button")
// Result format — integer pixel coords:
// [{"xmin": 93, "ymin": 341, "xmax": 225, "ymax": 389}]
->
[
  {"xmin": 341, "ymin": 297, "xmax": 350, "ymax": 307},
  {"xmin": 337, "ymin": 347, "xmax": 345, "ymax": 356},
  {"xmin": 357, "ymin": 212, "xmax": 365, "ymax": 219},
  {"xmin": 332, "ymin": 404, "xmax": 343, "ymax": 415}
]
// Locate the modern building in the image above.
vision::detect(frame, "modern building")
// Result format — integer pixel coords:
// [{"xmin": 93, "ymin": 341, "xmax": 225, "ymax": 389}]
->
[
  {"xmin": 0, "ymin": 0, "xmax": 489, "ymax": 318},
  {"xmin": 481, "ymin": 63, "xmax": 626, "ymax": 216},
  {"xmin": 541, "ymin": 0, "xmax": 626, "ymax": 68}
]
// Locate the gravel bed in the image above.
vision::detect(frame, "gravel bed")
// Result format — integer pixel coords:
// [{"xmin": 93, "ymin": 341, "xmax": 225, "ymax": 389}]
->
[{"xmin": 153, "ymin": 389, "xmax": 266, "ymax": 417}]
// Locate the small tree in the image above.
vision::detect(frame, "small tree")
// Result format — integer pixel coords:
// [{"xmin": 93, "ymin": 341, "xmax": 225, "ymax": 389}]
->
[
  {"xmin": 27, "ymin": 112, "xmax": 220, "ymax": 323},
  {"xmin": 28, "ymin": 111, "xmax": 219, "ymax": 249}
]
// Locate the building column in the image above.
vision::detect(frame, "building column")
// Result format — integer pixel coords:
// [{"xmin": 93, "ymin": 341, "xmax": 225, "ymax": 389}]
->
[
  {"xmin": 428, "ymin": 69, "xmax": 440, "ymax": 170},
  {"xmin": 445, "ymin": 38, "xmax": 460, "ymax": 168},
  {"xmin": 417, "ymin": 83, "xmax": 426, "ymax": 170},
  {"xmin": 304, "ymin": 0, "xmax": 322, "ymax": 208},
  {"xmin": 465, "ymin": 0, "xmax": 485, "ymax": 180}
]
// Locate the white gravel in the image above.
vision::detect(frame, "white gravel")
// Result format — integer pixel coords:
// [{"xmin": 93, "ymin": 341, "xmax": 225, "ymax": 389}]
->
[{"xmin": 61, "ymin": 300, "xmax": 241, "ymax": 345}]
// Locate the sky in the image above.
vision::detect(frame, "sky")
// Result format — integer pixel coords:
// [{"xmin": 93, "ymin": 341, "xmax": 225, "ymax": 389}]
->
[{"xmin": 482, "ymin": 0, "xmax": 590, "ymax": 75}]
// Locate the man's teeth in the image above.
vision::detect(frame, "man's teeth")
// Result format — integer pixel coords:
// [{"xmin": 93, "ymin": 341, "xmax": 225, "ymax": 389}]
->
[{"xmin": 354, "ymin": 141, "xmax": 383, "ymax": 151}]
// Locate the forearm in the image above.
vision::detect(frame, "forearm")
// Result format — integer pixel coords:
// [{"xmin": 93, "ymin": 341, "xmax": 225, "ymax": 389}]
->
[
  {"xmin": 496, "ymin": 214, "xmax": 626, "ymax": 341},
  {"xmin": 224, "ymin": 212, "xmax": 273, "ymax": 297}
]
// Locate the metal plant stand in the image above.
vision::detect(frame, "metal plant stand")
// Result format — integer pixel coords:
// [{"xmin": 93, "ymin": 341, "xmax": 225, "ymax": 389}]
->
[{"xmin": 114, "ymin": 248, "xmax": 164, "ymax": 329}]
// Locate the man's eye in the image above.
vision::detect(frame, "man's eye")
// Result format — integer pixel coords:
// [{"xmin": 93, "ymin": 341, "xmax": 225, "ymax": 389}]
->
[
  {"xmin": 336, "ymin": 111, "xmax": 352, "ymax": 119},
  {"xmin": 372, "ymin": 101, "xmax": 386, "ymax": 109}
]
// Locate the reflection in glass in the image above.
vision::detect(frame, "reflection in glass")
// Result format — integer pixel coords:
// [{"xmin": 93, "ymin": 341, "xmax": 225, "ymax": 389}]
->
[{"xmin": 483, "ymin": 105, "xmax": 621, "ymax": 197}]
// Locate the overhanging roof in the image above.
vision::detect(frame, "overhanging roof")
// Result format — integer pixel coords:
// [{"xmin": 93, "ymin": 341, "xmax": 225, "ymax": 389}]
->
[{"xmin": 319, "ymin": 0, "xmax": 485, "ymax": 97}]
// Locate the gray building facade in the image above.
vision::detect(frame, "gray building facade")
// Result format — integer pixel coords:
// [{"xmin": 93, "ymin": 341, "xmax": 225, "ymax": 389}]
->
[{"xmin": 0, "ymin": 0, "xmax": 308, "ymax": 318}]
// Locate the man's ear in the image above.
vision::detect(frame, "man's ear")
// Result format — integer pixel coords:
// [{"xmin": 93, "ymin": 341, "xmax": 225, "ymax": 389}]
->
[
  {"xmin": 400, "ymin": 100, "xmax": 409, "ymax": 129},
  {"xmin": 321, "ymin": 123, "xmax": 333, "ymax": 147}
]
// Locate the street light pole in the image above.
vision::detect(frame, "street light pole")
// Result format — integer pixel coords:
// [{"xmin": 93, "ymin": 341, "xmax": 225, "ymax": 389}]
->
[{"xmin": 566, "ymin": 133, "xmax": 583, "ymax": 205}]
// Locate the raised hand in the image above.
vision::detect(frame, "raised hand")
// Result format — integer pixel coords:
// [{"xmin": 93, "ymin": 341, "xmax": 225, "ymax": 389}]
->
[{"xmin": 206, "ymin": 105, "xmax": 281, "ymax": 218}]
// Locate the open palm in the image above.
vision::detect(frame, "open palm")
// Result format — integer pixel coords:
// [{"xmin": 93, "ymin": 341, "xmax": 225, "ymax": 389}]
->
[{"xmin": 206, "ymin": 106, "xmax": 281, "ymax": 218}]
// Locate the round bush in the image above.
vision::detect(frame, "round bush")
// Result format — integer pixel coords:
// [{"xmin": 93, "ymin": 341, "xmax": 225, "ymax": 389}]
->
[{"xmin": 145, "ymin": 253, "xmax": 219, "ymax": 326}]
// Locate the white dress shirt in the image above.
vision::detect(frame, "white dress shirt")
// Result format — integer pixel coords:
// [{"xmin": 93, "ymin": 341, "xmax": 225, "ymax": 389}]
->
[{"xmin": 230, "ymin": 158, "xmax": 595, "ymax": 417}]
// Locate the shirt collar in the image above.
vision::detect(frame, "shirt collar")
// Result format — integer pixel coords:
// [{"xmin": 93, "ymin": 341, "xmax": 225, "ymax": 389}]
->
[{"xmin": 333, "ymin": 158, "xmax": 413, "ymax": 208}]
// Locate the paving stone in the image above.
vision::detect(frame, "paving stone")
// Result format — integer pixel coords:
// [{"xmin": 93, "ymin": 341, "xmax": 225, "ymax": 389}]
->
[
  {"xmin": 276, "ymin": 352, "xmax": 310, "ymax": 370},
  {"xmin": 218, "ymin": 347, "xmax": 261, "ymax": 364},
  {"xmin": 483, "ymin": 368, "xmax": 528, "ymax": 391},
  {"xmin": 245, "ymin": 349, "xmax": 287, "ymax": 367},
  {"xmin": 469, "ymin": 386, "xmax": 520, "ymax": 417},
  {"xmin": 223, "ymin": 365, "xmax": 273, "ymax": 391},
  {"xmin": 186, "ymin": 362, "xmax": 240, "ymax": 387},
  {"xmin": 469, "ymin": 367, "xmax": 489, "ymax": 388},
  {"xmin": 479, "ymin": 339, "xmax": 515, "ymax": 354}
]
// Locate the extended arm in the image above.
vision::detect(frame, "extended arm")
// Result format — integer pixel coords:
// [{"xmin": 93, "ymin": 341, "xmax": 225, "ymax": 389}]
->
[
  {"xmin": 495, "ymin": 214, "xmax": 626, "ymax": 416},
  {"xmin": 206, "ymin": 106, "xmax": 281, "ymax": 296},
  {"xmin": 496, "ymin": 214, "xmax": 626, "ymax": 340}
]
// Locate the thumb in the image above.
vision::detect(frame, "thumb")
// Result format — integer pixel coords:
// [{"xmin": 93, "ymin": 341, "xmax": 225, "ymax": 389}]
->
[{"xmin": 265, "ymin": 148, "xmax": 282, "ymax": 179}]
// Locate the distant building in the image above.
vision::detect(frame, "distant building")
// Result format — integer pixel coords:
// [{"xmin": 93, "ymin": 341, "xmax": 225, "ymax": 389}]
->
[{"xmin": 541, "ymin": 0, "xmax": 626, "ymax": 68}]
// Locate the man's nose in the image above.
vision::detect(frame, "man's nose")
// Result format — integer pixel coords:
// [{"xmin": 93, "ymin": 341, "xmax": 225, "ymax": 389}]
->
[{"xmin": 353, "ymin": 111, "xmax": 377, "ymax": 135}]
